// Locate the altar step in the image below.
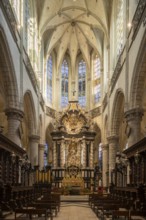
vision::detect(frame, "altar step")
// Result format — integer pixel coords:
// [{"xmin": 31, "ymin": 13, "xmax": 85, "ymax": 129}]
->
[{"xmin": 61, "ymin": 195, "xmax": 89, "ymax": 203}]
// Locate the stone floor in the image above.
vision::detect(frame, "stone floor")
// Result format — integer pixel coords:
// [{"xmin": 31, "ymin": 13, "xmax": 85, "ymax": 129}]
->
[
  {"xmin": 3, "ymin": 196, "xmax": 99, "ymax": 220},
  {"xmin": 53, "ymin": 195, "xmax": 98, "ymax": 220}
]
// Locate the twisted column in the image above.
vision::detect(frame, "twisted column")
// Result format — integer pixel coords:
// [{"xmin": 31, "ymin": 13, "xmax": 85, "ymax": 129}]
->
[
  {"xmin": 124, "ymin": 108, "xmax": 143, "ymax": 147},
  {"xmin": 5, "ymin": 108, "xmax": 24, "ymax": 146},
  {"xmin": 60, "ymin": 140, "xmax": 65, "ymax": 168},
  {"xmin": 52, "ymin": 141, "xmax": 57, "ymax": 168},
  {"xmin": 90, "ymin": 141, "xmax": 94, "ymax": 168}
]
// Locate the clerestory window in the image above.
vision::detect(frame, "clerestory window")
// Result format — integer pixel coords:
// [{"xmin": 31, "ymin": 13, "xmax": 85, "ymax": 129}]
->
[
  {"xmin": 61, "ymin": 60, "xmax": 69, "ymax": 108},
  {"xmin": 94, "ymin": 57, "xmax": 101, "ymax": 104},
  {"xmin": 116, "ymin": 0, "xmax": 124, "ymax": 56},
  {"xmin": 78, "ymin": 59, "xmax": 86, "ymax": 107},
  {"xmin": 46, "ymin": 55, "xmax": 53, "ymax": 104}
]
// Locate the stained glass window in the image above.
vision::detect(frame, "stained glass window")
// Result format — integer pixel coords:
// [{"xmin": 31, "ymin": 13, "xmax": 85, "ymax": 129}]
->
[
  {"xmin": 24, "ymin": 0, "xmax": 33, "ymax": 55},
  {"xmin": 61, "ymin": 60, "xmax": 69, "ymax": 108},
  {"xmin": 116, "ymin": 0, "xmax": 124, "ymax": 56},
  {"xmin": 44, "ymin": 144, "xmax": 48, "ymax": 167},
  {"xmin": 78, "ymin": 60, "xmax": 86, "ymax": 107},
  {"xmin": 94, "ymin": 57, "xmax": 101, "ymax": 103},
  {"xmin": 98, "ymin": 143, "xmax": 102, "ymax": 171},
  {"xmin": 46, "ymin": 56, "xmax": 53, "ymax": 104}
]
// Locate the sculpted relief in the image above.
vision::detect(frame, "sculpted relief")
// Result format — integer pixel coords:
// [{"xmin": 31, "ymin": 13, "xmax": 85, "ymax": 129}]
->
[
  {"xmin": 62, "ymin": 113, "xmax": 85, "ymax": 134},
  {"xmin": 61, "ymin": 101, "xmax": 87, "ymax": 134},
  {"xmin": 67, "ymin": 139, "xmax": 80, "ymax": 166}
]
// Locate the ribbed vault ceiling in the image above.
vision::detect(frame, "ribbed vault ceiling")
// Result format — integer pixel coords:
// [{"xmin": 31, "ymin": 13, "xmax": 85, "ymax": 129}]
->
[{"xmin": 37, "ymin": 0, "xmax": 112, "ymax": 69}]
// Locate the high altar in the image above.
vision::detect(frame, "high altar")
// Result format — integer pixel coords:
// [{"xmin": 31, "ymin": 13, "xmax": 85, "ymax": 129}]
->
[{"xmin": 51, "ymin": 101, "xmax": 96, "ymax": 189}]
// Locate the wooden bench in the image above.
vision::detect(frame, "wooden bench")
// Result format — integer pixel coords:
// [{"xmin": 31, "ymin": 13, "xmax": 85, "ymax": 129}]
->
[
  {"xmin": 34, "ymin": 201, "xmax": 58, "ymax": 215},
  {"xmin": 97, "ymin": 204, "xmax": 121, "ymax": 220},
  {"xmin": 130, "ymin": 210, "xmax": 146, "ymax": 220},
  {"xmin": 15, "ymin": 208, "xmax": 48, "ymax": 220},
  {"xmin": 112, "ymin": 210, "xmax": 130, "ymax": 220},
  {"xmin": 31, "ymin": 203, "xmax": 55, "ymax": 218}
]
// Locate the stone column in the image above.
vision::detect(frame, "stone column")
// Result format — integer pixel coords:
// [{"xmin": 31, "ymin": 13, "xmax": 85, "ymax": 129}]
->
[
  {"xmin": 90, "ymin": 141, "xmax": 94, "ymax": 168},
  {"xmin": 124, "ymin": 108, "xmax": 143, "ymax": 147},
  {"xmin": 60, "ymin": 140, "xmax": 65, "ymax": 168},
  {"xmin": 29, "ymin": 135, "xmax": 40, "ymax": 166},
  {"xmin": 102, "ymin": 144, "xmax": 109, "ymax": 187},
  {"xmin": 38, "ymin": 144, "xmax": 45, "ymax": 169},
  {"xmin": 52, "ymin": 141, "xmax": 57, "ymax": 168},
  {"xmin": 82, "ymin": 138, "xmax": 86, "ymax": 168},
  {"xmin": 107, "ymin": 135, "xmax": 119, "ymax": 184},
  {"xmin": 5, "ymin": 108, "xmax": 24, "ymax": 146}
]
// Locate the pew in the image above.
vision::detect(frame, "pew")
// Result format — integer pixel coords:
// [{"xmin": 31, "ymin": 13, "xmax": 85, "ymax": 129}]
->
[
  {"xmin": 112, "ymin": 210, "xmax": 130, "ymax": 220},
  {"xmin": 130, "ymin": 210, "xmax": 146, "ymax": 220},
  {"xmin": 15, "ymin": 208, "xmax": 48, "ymax": 220}
]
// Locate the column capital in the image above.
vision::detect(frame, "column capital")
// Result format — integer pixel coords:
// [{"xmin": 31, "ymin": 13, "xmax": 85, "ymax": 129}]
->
[
  {"xmin": 38, "ymin": 144, "xmax": 45, "ymax": 150},
  {"xmin": 102, "ymin": 144, "xmax": 109, "ymax": 151},
  {"xmin": 124, "ymin": 107, "xmax": 143, "ymax": 122},
  {"xmin": 5, "ymin": 108, "xmax": 24, "ymax": 121},
  {"xmin": 29, "ymin": 135, "xmax": 40, "ymax": 143},
  {"xmin": 107, "ymin": 135, "xmax": 119, "ymax": 144}
]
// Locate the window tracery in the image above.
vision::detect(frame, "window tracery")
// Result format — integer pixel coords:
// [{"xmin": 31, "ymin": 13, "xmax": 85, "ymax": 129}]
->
[
  {"xmin": 116, "ymin": 0, "xmax": 124, "ymax": 56},
  {"xmin": 94, "ymin": 56, "xmax": 101, "ymax": 104},
  {"xmin": 24, "ymin": 0, "xmax": 33, "ymax": 58},
  {"xmin": 46, "ymin": 55, "xmax": 53, "ymax": 104},
  {"xmin": 61, "ymin": 60, "xmax": 69, "ymax": 108},
  {"xmin": 78, "ymin": 59, "xmax": 86, "ymax": 107}
]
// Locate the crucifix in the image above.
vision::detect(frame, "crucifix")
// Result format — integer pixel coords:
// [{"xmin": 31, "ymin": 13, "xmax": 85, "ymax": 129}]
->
[{"xmin": 72, "ymin": 89, "xmax": 76, "ymax": 96}]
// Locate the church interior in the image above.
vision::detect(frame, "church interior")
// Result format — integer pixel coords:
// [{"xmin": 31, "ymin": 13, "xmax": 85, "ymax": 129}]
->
[{"xmin": 0, "ymin": 0, "xmax": 146, "ymax": 219}]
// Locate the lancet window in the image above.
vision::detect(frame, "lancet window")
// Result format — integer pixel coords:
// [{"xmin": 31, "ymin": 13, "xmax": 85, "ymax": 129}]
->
[
  {"xmin": 44, "ymin": 144, "xmax": 48, "ymax": 166},
  {"xmin": 94, "ymin": 57, "xmax": 101, "ymax": 104},
  {"xmin": 46, "ymin": 55, "xmax": 53, "ymax": 104},
  {"xmin": 78, "ymin": 59, "xmax": 86, "ymax": 107},
  {"xmin": 116, "ymin": 0, "xmax": 124, "ymax": 56},
  {"xmin": 24, "ymin": 0, "xmax": 33, "ymax": 57},
  {"xmin": 61, "ymin": 60, "xmax": 69, "ymax": 108}
]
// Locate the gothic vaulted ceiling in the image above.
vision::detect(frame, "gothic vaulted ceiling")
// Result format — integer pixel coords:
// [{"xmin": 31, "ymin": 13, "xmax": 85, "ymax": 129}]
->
[{"xmin": 37, "ymin": 0, "xmax": 112, "ymax": 70}]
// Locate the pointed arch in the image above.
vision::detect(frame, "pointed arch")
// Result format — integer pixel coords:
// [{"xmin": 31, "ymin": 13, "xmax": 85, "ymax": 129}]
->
[
  {"xmin": 111, "ymin": 89, "xmax": 126, "ymax": 150},
  {"xmin": 111, "ymin": 89, "xmax": 125, "ymax": 135},
  {"xmin": 0, "ymin": 26, "xmax": 19, "ymax": 109},
  {"xmin": 21, "ymin": 91, "xmax": 37, "ymax": 151},
  {"xmin": 130, "ymin": 30, "xmax": 146, "ymax": 108}
]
